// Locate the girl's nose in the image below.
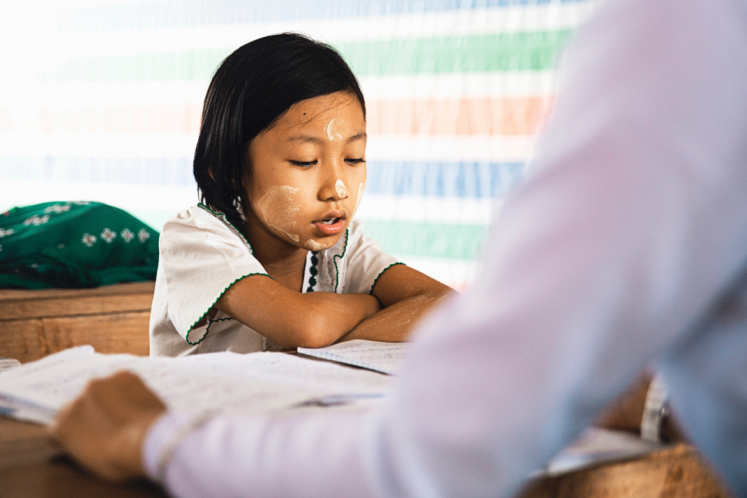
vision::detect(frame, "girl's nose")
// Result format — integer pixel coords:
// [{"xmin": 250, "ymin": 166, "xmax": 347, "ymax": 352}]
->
[
  {"xmin": 319, "ymin": 161, "xmax": 349, "ymax": 201},
  {"xmin": 320, "ymin": 177, "xmax": 349, "ymax": 201}
]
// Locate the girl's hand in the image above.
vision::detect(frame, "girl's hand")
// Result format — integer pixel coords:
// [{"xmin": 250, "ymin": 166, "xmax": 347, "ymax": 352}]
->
[{"xmin": 50, "ymin": 371, "xmax": 167, "ymax": 482}]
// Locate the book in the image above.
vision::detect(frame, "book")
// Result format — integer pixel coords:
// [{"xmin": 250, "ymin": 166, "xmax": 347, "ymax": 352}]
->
[
  {"xmin": 0, "ymin": 346, "xmax": 392, "ymax": 425},
  {"xmin": 297, "ymin": 340, "xmax": 410, "ymax": 375}
]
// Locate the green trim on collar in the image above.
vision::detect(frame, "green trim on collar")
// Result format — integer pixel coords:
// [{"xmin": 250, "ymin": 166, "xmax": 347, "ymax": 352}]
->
[
  {"xmin": 369, "ymin": 262, "xmax": 407, "ymax": 295},
  {"xmin": 197, "ymin": 203, "xmax": 254, "ymax": 255},
  {"xmin": 306, "ymin": 252, "xmax": 319, "ymax": 293},
  {"xmin": 333, "ymin": 228, "xmax": 350, "ymax": 293},
  {"xmin": 184, "ymin": 272, "xmax": 273, "ymax": 345}
]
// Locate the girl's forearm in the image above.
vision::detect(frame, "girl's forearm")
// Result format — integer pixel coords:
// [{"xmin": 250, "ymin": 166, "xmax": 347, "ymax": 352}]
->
[
  {"xmin": 295, "ymin": 292, "xmax": 381, "ymax": 348},
  {"xmin": 216, "ymin": 275, "xmax": 381, "ymax": 349},
  {"xmin": 337, "ymin": 293, "xmax": 449, "ymax": 343}
]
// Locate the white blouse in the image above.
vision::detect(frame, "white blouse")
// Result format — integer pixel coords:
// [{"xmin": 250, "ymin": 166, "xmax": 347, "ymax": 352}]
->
[{"xmin": 149, "ymin": 203, "xmax": 401, "ymax": 356}]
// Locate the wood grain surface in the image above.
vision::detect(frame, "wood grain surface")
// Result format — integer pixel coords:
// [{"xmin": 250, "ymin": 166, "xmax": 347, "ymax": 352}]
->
[
  {"xmin": 519, "ymin": 443, "xmax": 732, "ymax": 498},
  {"xmin": 0, "ymin": 282, "xmax": 154, "ymax": 362}
]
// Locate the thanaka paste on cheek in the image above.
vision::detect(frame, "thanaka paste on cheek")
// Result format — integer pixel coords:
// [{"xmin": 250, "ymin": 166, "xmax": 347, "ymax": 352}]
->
[
  {"xmin": 335, "ymin": 179, "xmax": 349, "ymax": 199},
  {"xmin": 325, "ymin": 118, "xmax": 345, "ymax": 142},
  {"xmin": 257, "ymin": 186, "xmax": 301, "ymax": 243},
  {"xmin": 352, "ymin": 181, "xmax": 365, "ymax": 218}
]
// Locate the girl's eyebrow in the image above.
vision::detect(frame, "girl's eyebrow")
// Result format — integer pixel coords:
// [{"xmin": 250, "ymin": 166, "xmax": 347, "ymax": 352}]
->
[{"xmin": 286, "ymin": 132, "xmax": 367, "ymax": 144}]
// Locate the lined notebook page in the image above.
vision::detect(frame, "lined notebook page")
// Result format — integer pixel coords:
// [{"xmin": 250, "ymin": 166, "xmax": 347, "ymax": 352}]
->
[
  {"xmin": 0, "ymin": 347, "xmax": 392, "ymax": 425},
  {"xmin": 297, "ymin": 340, "xmax": 410, "ymax": 375}
]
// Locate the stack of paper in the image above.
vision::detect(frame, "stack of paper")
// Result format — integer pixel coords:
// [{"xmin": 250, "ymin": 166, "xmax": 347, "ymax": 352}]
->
[{"xmin": 0, "ymin": 346, "xmax": 393, "ymax": 425}]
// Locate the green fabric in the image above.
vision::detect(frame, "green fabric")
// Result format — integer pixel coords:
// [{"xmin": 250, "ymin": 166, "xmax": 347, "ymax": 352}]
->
[{"xmin": 0, "ymin": 201, "xmax": 159, "ymax": 289}]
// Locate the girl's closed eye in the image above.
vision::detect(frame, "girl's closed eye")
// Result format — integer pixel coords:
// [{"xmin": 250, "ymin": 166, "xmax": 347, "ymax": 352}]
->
[
  {"xmin": 345, "ymin": 158, "xmax": 365, "ymax": 165},
  {"xmin": 290, "ymin": 159, "xmax": 317, "ymax": 167}
]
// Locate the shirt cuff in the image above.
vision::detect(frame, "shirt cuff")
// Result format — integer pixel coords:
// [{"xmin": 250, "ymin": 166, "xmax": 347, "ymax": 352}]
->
[{"xmin": 142, "ymin": 411, "xmax": 194, "ymax": 482}]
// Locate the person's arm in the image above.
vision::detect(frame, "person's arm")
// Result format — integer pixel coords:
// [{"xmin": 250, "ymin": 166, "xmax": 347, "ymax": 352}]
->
[
  {"xmin": 337, "ymin": 264, "xmax": 453, "ymax": 343},
  {"xmin": 214, "ymin": 275, "xmax": 380, "ymax": 349}
]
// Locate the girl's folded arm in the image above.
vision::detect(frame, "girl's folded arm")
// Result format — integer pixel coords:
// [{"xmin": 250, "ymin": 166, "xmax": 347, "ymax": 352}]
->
[
  {"xmin": 338, "ymin": 264, "xmax": 454, "ymax": 343},
  {"xmin": 214, "ymin": 275, "xmax": 380, "ymax": 349}
]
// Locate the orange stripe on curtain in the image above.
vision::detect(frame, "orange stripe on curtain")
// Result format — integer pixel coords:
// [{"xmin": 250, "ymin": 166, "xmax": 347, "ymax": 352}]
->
[
  {"xmin": 366, "ymin": 97, "xmax": 554, "ymax": 136},
  {"xmin": 5, "ymin": 97, "xmax": 552, "ymax": 136}
]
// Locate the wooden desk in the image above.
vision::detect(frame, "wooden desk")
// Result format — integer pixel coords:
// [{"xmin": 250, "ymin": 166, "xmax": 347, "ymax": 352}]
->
[
  {"xmin": 0, "ymin": 282, "xmax": 155, "ymax": 363},
  {"xmin": 0, "ymin": 415, "xmax": 731, "ymax": 498},
  {"xmin": 519, "ymin": 444, "xmax": 732, "ymax": 498},
  {"xmin": 0, "ymin": 417, "xmax": 165, "ymax": 498}
]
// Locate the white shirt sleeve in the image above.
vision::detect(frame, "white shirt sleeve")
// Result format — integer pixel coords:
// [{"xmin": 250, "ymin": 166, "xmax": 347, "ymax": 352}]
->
[
  {"xmin": 143, "ymin": 0, "xmax": 747, "ymax": 495},
  {"xmin": 159, "ymin": 205, "xmax": 268, "ymax": 344}
]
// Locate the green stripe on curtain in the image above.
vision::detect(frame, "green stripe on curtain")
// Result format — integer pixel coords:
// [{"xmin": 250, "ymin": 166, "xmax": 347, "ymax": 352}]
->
[
  {"xmin": 339, "ymin": 31, "xmax": 573, "ymax": 75},
  {"xmin": 42, "ymin": 30, "xmax": 572, "ymax": 83},
  {"xmin": 364, "ymin": 221, "xmax": 488, "ymax": 260}
]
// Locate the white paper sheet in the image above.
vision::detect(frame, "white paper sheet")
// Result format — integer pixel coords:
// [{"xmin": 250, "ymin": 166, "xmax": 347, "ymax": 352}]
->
[
  {"xmin": 297, "ymin": 340, "xmax": 410, "ymax": 375},
  {"xmin": 0, "ymin": 347, "xmax": 392, "ymax": 425},
  {"xmin": 0, "ymin": 357, "xmax": 21, "ymax": 374},
  {"xmin": 540, "ymin": 427, "xmax": 664, "ymax": 476}
]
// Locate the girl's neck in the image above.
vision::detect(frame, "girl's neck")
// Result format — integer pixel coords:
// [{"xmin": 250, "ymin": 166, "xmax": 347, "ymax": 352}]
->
[{"xmin": 242, "ymin": 209, "xmax": 308, "ymax": 292}]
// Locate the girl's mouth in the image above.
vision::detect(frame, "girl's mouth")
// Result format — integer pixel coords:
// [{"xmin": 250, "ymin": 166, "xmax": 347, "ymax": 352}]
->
[{"xmin": 313, "ymin": 212, "xmax": 346, "ymax": 236}]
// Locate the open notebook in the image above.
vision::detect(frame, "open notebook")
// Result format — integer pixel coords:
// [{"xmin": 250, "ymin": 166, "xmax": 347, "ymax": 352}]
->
[
  {"xmin": 297, "ymin": 340, "xmax": 410, "ymax": 375},
  {"xmin": 0, "ymin": 346, "xmax": 664, "ymax": 478},
  {"xmin": 0, "ymin": 346, "xmax": 392, "ymax": 425}
]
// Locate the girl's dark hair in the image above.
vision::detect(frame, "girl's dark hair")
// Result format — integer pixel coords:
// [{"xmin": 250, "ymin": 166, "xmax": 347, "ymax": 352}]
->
[{"xmin": 194, "ymin": 33, "xmax": 366, "ymax": 226}]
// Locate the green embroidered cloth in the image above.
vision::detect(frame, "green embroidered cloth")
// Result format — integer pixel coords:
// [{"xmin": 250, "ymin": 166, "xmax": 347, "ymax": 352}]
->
[{"xmin": 0, "ymin": 201, "xmax": 159, "ymax": 289}]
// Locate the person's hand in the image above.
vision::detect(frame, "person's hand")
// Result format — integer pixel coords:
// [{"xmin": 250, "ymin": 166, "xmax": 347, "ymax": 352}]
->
[{"xmin": 50, "ymin": 371, "xmax": 167, "ymax": 481}]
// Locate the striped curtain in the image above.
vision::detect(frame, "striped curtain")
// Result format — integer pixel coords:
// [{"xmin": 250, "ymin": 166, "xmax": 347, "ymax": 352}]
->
[{"xmin": 0, "ymin": 0, "xmax": 597, "ymax": 290}]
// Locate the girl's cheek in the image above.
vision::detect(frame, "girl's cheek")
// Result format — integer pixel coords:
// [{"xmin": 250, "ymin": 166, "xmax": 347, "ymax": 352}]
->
[
  {"xmin": 256, "ymin": 186, "xmax": 302, "ymax": 243},
  {"xmin": 352, "ymin": 181, "xmax": 365, "ymax": 219}
]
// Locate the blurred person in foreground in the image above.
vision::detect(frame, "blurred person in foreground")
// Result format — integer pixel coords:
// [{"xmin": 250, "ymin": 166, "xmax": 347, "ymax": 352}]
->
[{"xmin": 51, "ymin": 0, "xmax": 747, "ymax": 495}]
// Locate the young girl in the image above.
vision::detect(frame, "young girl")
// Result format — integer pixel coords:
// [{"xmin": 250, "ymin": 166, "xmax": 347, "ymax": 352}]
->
[{"xmin": 149, "ymin": 33, "xmax": 452, "ymax": 356}]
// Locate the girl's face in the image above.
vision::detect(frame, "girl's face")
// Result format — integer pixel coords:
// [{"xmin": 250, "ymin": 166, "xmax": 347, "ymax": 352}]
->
[{"xmin": 245, "ymin": 91, "xmax": 367, "ymax": 252}]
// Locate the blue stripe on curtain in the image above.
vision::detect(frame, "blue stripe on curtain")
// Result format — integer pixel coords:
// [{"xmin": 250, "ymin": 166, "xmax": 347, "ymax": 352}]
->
[{"xmin": 0, "ymin": 157, "xmax": 524, "ymax": 198}]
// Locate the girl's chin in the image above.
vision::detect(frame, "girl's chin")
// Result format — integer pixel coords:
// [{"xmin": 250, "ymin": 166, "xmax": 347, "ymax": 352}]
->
[{"xmin": 304, "ymin": 238, "xmax": 336, "ymax": 252}]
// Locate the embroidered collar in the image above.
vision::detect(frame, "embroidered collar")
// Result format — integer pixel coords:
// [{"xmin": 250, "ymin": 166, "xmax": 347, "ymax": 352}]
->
[{"xmin": 306, "ymin": 252, "xmax": 319, "ymax": 292}]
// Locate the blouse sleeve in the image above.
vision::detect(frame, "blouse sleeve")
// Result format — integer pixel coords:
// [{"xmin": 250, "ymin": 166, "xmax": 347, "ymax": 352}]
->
[
  {"xmin": 159, "ymin": 206, "xmax": 269, "ymax": 344},
  {"xmin": 342, "ymin": 219, "xmax": 403, "ymax": 295}
]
